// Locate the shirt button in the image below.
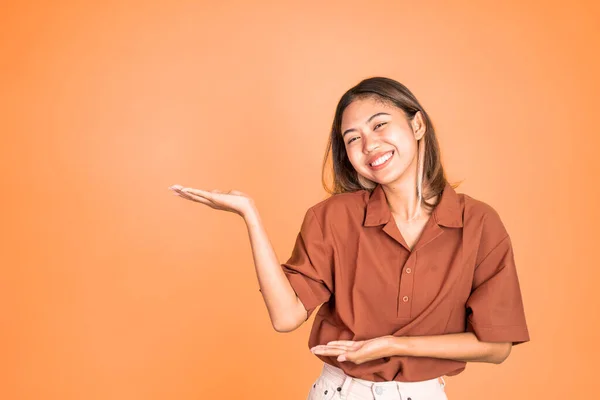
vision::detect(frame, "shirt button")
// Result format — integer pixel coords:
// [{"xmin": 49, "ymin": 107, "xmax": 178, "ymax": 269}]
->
[
  {"xmin": 375, "ymin": 386, "xmax": 384, "ymax": 395},
  {"xmin": 402, "ymin": 295, "xmax": 409, "ymax": 302},
  {"xmin": 405, "ymin": 267, "xmax": 412, "ymax": 274}
]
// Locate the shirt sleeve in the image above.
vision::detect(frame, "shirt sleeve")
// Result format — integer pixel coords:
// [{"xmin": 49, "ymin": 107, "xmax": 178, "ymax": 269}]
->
[
  {"xmin": 465, "ymin": 215, "xmax": 530, "ymax": 346},
  {"xmin": 260, "ymin": 207, "xmax": 334, "ymax": 321}
]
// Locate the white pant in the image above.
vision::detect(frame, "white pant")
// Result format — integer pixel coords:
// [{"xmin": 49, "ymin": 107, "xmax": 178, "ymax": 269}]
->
[{"xmin": 308, "ymin": 363, "xmax": 448, "ymax": 400}]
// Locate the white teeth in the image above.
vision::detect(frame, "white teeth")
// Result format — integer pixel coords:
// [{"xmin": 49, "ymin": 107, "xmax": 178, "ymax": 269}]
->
[{"xmin": 370, "ymin": 151, "xmax": 393, "ymax": 166}]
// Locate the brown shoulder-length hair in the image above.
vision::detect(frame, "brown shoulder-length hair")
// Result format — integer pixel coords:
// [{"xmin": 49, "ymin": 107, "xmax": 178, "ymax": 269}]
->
[{"xmin": 321, "ymin": 76, "xmax": 462, "ymax": 213}]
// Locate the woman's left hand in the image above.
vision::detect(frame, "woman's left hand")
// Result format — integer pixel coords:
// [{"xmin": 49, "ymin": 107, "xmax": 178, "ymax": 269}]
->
[{"xmin": 310, "ymin": 335, "xmax": 396, "ymax": 364}]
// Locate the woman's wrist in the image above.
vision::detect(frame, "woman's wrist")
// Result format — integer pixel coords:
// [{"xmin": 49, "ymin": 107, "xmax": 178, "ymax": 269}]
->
[
  {"xmin": 386, "ymin": 335, "xmax": 409, "ymax": 357},
  {"xmin": 241, "ymin": 200, "xmax": 258, "ymax": 221}
]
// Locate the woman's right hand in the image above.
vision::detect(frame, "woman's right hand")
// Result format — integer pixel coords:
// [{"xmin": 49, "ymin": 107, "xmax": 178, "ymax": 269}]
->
[{"xmin": 169, "ymin": 184, "xmax": 255, "ymax": 218}]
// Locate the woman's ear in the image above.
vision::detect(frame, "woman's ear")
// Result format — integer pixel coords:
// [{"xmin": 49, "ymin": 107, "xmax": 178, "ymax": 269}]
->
[{"xmin": 412, "ymin": 111, "xmax": 425, "ymax": 140}]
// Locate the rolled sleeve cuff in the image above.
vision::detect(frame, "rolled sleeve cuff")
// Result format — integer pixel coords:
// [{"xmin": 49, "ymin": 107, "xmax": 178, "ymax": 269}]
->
[
  {"xmin": 467, "ymin": 318, "xmax": 531, "ymax": 346},
  {"xmin": 285, "ymin": 272, "xmax": 329, "ymax": 320},
  {"xmin": 258, "ymin": 273, "xmax": 329, "ymax": 321}
]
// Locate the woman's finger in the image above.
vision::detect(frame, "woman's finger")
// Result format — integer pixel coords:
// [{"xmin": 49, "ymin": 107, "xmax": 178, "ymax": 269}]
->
[
  {"xmin": 170, "ymin": 188, "xmax": 191, "ymax": 198},
  {"xmin": 181, "ymin": 187, "xmax": 214, "ymax": 198},
  {"xmin": 327, "ymin": 340, "xmax": 356, "ymax": 346},
  {"xmin": 175, "ymin": 192, "xmax": 197, "ymax": 202},
  {"xmin": 170, "ymin": 187, "xmax": 212, "ymax": 204},
  {"xmin": 311, "ymin": 345, "xmax": 350, "ymax": 351},
  {"xmin": 170, "ymin": 187, "xmax": 194, "ymax": 200},
  {"xmin": 180, "ymin": 192, "xmax": 216, "ymax": 206},
  {"xmin": 317, "ymin": 344, "xmax": 350, "ymax": 351},
  {"xmin": 311, "ymin": 348, "xmax": 346, "ymax": 356},
  {"xmin": 169, "ymin": 186, "xmax": 187, "ymax": 195}
]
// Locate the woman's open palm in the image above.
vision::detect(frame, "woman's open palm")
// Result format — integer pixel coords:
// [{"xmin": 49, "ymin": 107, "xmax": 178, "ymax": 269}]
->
[{"xmin": 169, "ymin": 184, "xmax": 254, "ymax": 217}]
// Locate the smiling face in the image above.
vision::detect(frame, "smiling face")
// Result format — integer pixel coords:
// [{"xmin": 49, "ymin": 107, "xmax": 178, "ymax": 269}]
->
[{"xmin": 340, "ymin": 96, "xmax": 424, "ymax": 187}]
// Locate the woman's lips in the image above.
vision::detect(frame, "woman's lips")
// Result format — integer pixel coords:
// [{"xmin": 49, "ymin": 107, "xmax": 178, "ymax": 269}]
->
[{"xmin": 368, "ymin": 150, "xmax": 394, "ymax": 170}]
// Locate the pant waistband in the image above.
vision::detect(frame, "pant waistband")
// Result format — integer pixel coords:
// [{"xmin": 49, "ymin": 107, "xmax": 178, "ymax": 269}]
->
[{"xmin": 319, "ymin": 363, "xmax": 446, "ymax": 399}]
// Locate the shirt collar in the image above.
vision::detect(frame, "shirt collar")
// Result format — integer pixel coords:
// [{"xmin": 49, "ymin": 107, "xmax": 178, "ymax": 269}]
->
[{"xmin": 363, "ymin": 181, "xmax": 463, "ymax": 228}]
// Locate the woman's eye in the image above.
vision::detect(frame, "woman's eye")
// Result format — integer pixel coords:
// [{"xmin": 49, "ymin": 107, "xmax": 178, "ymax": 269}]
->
[{"xmin": 347, "ymin": 123, "xmax": 386, "ymax": 144}]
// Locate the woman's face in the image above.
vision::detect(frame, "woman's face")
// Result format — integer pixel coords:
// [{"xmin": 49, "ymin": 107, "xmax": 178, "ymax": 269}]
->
[{"xmin": 340, "ymin": 97, "xmax": 423, "ymax": 186}]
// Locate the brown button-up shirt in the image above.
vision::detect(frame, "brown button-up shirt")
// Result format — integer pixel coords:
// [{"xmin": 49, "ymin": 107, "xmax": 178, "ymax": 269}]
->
[{"xmin": 276, "ymin": 182, "xmax": 530, "ymax": 382}]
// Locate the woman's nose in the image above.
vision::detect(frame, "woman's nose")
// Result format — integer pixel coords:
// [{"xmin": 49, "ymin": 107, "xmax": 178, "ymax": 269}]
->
[{"xmin": 363, "ymin": 139, "xmax": 380, "ymax": 153}]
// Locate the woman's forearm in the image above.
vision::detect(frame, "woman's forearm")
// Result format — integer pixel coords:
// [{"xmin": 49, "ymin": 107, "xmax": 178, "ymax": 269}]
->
[
  {"xmin": 389, "ymin": 332, "xmax": 512, "ymax": 364},
  {"xmin": 243, "ymin": 205, "xmax": 305, "ymax": 332}
]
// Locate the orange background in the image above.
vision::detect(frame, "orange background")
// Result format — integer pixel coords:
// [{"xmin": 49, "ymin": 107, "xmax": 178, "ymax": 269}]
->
[{"xmin": 1, "ymin": 1, "xmax": 598, "ymax": 399}]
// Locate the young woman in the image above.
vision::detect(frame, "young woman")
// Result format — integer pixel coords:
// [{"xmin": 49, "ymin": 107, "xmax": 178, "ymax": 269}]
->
[{"xmin": 169, "ymin": 77, "xmax": 530, "ymax": 400}]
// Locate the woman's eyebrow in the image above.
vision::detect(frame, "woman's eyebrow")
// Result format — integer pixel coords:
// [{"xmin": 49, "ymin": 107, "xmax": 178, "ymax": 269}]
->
[{"xmin": 342, "ymin": 112, "xmax": 391, "ymax": 137}]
